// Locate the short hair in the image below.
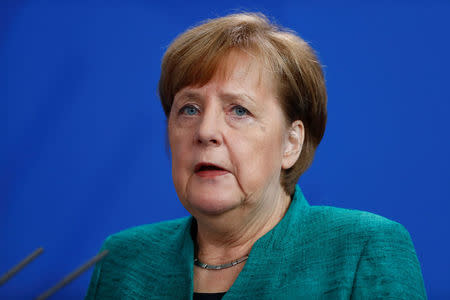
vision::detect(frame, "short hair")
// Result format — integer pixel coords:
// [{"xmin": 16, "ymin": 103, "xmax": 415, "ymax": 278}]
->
[{"xmin": 159, "ymin": 13, "xmax": 327, "ymax": 195}]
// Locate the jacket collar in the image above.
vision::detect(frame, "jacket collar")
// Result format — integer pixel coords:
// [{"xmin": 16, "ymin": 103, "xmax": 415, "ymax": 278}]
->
[{"xmin": 179, "ymin": 185, "xmax": 310, "ymax": 297}]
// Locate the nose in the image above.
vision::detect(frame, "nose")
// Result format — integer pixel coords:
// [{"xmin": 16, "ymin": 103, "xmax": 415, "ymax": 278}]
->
[{"xmin": 195, "ymin": 106, "xmax": 223, "ymax": 146}]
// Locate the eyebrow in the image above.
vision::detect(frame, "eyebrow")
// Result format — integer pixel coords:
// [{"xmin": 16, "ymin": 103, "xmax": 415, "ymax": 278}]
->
[
  {"xmin": 174, "ymin": 90, "xmax": 256, "ymax": 106},
  {"xmin": 220, "ymin": 92, "xmax": 256, "ymax": 105},
  {"xmin": 175, "ymin": 90, "xmax": 203, "ymax": 102}
]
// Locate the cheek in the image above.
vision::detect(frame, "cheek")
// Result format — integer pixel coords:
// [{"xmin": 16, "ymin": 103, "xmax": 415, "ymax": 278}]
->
[
  {"xmin": 168, "ymin": 125, "xmax": 193, "ymax": 185},
  {"xmin": 230, "ymin": 126, "xmax": 285, "ymax": 190}
]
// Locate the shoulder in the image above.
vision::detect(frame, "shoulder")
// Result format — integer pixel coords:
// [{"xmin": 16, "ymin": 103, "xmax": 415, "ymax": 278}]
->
[
  {"xmin": 105, "ymin": 217, "xmax": 192, "ymax": 244},
  {"xmin": 298, "ymin": 205, "xmax": 426, "ymax": 298},
  {"xmin": 289, "ymin": 204, "xmax": 416, "ymax": 263},
  {"xmin": 304, "ymin": 204, "xmax": 411, "ymax": 245},
  {"xmin": 85, "ymin": 217, "xmax": 194, "ymax": 299},
  {"xmin": 101, "ymin": 216, "xmax": 192, "ymax": 254},
  {"xmin": 291, "ymin": 186, "xmax": 410, "ymax": 246},
  {"xmin": 307, "ymin": 207, "xmax": 429, "ymax": 298}
]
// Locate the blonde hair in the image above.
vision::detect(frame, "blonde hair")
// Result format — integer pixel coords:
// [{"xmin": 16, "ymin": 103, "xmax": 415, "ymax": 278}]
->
[{"xmin": 159, "ymin": 13, "xmax": 327, "ymax": 195}]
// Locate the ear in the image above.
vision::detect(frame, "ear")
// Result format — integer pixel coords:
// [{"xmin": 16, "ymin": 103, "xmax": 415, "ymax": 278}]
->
[{"xmin": 282, "ymin": 120, "xmax": 304, "ymax": 170}]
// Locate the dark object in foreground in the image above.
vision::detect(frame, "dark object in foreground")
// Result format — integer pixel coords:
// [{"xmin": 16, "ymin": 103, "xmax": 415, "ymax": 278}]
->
[
  {"xmin": 0, "ymin": 247, "xmax": 44, "ymax": 286},
  {"xmin": 35, "ymin": 250, "xmax": 108, "ymax": 300}
]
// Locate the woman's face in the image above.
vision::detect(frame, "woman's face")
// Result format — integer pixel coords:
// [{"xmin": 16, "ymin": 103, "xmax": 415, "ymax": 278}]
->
[{"xmin": 168, "ymin": 51, "xmax": 293, "ymax": 216}]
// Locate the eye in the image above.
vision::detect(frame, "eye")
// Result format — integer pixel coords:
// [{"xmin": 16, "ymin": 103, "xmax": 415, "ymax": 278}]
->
[
  {"xmin": 232, "ymin": 105, "xmax": 249, "ymax": 117},
  {"xmin": 180, "ymin": 104, "xmax": 199, "ymax": 116}
]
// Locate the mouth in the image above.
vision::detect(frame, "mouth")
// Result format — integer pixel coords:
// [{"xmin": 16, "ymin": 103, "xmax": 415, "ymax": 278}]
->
[{"xmin": 194, "ymin": 162, "xmax": 229, "ymax": 178}]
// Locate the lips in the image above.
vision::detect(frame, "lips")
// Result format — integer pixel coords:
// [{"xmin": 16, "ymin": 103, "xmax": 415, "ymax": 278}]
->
[{"xmin": 194, "ymin": 162, "xmax": 229, "ymax": 178}]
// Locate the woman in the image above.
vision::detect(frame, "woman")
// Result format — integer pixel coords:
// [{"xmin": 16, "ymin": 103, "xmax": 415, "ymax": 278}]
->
[{"xmin": 86, "ymin": 13, "xmax": 426, "ymax": 299}]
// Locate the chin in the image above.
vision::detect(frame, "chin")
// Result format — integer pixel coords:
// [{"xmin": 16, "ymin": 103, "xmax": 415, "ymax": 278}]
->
[
  {"xmin": 185, "ymin": 188, "xmax": 241, "ymax": 216},
  {"xmin": 175, "ymin": 173, "xmax": 240, "ymax": 215}
]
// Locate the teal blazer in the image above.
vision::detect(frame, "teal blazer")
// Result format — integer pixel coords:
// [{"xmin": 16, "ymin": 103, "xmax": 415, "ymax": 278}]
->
[{"xmin": 85, "ymin": 186, "xmax": 426, "ymax": 299}]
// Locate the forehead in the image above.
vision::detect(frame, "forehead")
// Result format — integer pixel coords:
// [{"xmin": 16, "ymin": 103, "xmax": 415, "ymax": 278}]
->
[{"xmin": 176, "ymin": 50, "xmax": 277, "ymax": 101}]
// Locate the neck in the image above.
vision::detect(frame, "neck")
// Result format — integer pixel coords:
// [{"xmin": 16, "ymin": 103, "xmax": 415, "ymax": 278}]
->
[{"xmin": 193, "ymin": 186, "xmax": 291, "ymax": 265}]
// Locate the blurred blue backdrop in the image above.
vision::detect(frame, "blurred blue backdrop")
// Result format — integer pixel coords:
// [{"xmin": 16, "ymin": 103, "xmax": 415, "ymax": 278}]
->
[{"xmin": 2, "ymin": 1, "xmax": 449, "ymax": 299}]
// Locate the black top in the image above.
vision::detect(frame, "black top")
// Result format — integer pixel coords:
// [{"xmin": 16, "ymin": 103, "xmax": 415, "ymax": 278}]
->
[{"xmin": 193, "ymin": 292, "xmax": 226, "ymax": 300}]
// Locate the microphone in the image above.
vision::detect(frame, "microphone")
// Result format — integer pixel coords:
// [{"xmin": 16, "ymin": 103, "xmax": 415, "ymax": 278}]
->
[
  {"xmin": 35, "ymin": 249, "xmax": 108, "ymax": 300},
  {"xmin": 0, "ymin": 247, "xmax": 44, "ymax": 286}
]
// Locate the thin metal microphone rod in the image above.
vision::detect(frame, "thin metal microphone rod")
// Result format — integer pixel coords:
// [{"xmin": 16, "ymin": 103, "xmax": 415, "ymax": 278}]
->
[
  {"xmin": 0, "ymin": 247, "xmax": 44, "ymax": 286},
  {"xmin": 35, "ymin": 249, "xmax": 109, "ymax": 300}
]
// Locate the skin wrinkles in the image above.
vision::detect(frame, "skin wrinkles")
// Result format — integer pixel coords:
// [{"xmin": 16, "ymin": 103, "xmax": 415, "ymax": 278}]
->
[
  {"xmin": 171, "ymin": 84, "xmax": 279, "ymax": 216},
  {"xmin": 197, "ymin": 171, "xmax": 287, "ymax": 247},
  {"xmin": 179, "ymin": 91, "xmax": 257, "ymax": 206},
  {"xmin": 167, "ymin": 50, "xmax": 304, "ymax": 292},
  {"xmin": 173, "ymin": 97, "xmax": 259, "ymax": 212},
  {"xmin": 172, "ymin": 92, "xmax": 262, "ymax": 129}
]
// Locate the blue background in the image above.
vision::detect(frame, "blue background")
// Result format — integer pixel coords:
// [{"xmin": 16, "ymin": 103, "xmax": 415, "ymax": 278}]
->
[{"xmin": 2, "ymin": 1, "xmax": 449, "ymax": 299}]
